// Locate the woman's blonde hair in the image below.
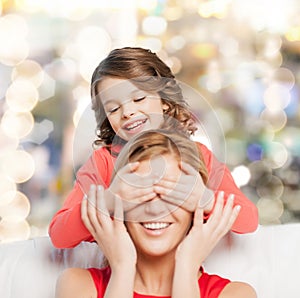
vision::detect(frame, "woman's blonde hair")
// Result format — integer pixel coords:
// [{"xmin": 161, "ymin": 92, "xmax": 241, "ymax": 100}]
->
[
  {"xmin": 90, "ymin": 47, "xmax": 198, "ymax": 148},
  {"xmin": 113, "ymin": 129, "xmax": 208, "ymax": 185}
]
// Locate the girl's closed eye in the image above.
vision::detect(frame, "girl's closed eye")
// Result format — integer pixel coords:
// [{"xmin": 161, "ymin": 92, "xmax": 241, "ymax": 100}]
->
[
  {"xmin": 107, "ymin": 105, "xmax": 120, "ymax": 114},
  {"xmin": 106, "ymin": 96, "xmax": 146, "ymax": 114},
  {"xmin": 133, "ymin": 96, "xmax": 146, "ymax": 102}
]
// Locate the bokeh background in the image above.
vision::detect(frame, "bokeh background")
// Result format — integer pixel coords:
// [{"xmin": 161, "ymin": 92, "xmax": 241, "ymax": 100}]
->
[{"xmin": 1, "ymin": 0, "xmax": 300, "ymax": 243}]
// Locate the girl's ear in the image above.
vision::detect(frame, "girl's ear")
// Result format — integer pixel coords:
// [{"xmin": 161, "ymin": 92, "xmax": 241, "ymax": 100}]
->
[{"xmin": 162, "ymin": 102, "xmax": 169, "ymax": 112}]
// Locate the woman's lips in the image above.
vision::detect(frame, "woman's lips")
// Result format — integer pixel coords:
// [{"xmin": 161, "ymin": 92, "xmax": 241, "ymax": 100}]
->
[{"xmin": 140, "ymin": 222, "xmax": 171, "ymax": 235}]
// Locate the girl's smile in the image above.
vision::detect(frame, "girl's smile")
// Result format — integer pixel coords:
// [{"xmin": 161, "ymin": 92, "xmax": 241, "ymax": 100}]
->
[{"xmin": 121, "ymin": 116, "xmax": 148, "ymax": 134}]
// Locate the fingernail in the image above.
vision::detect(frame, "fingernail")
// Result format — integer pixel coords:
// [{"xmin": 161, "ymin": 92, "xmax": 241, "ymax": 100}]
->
[
  {"xmin": 83, "ymin": 194, "xmax": 87, "ymax": 200},
  {"xmin": 236, "ymin": 205, "xmax": 241, "ymax": 212},
  {"xmin": 90, "ymin": 184, "xmax": 96, "ymax": 190},
  {"xmin": 97, "ymin": 185, "xmax": 103, "ymax": 191},
  {"xmin": 229, "ymin": 194, "xmax": 235, "ymax": 201}
]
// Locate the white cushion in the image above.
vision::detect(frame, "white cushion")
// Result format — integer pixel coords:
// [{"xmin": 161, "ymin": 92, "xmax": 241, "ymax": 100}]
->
[{"xmin": 1, "ymin": 224, "xmax": 299, "ymax": 298}]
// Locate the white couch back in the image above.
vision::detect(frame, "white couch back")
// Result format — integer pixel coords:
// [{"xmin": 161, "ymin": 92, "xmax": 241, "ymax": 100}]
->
[{"xmin": 1, "ymin": 224, "xmax": 299, "ymax": 298}]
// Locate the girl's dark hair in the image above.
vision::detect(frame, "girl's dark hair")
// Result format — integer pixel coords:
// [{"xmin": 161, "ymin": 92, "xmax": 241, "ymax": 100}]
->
[{"xmin": 90, "ymin": 47, "xmax": 197, "ymax": 147}]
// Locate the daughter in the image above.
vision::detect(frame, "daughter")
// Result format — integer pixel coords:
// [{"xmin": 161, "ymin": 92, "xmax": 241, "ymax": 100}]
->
[
  {"xmin": 49, "ymin": 47, "xmax": 258, "ymax": 248},
  {"xmin": 55, "ymin": 130, "xmax": 257, "ymax": 298}
]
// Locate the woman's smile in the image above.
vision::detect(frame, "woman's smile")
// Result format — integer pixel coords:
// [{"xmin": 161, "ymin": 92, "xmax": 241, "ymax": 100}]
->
[{"xmin": 140, "ymin": 222, "xmax": 172, "ymax": 236}]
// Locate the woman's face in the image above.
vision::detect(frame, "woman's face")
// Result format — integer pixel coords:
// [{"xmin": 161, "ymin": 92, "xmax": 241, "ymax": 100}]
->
[
  {"xmin": 125, "ymin": 154, "xmax": 193, "ymax": 258},
  {"xmin": 98, "ymin": 77, "xmax": 168, "ymax": 141}
]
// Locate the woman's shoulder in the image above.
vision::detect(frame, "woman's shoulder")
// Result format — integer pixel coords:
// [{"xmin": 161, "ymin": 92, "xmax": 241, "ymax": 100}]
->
[
  {"xmin": 199, "ymin": 270, "xmax": 230, "ymax": 286},
  {"xmin": 56, "ymin": 268, "xmax": 97, "ymax": 297},
  {"xmin": 87, "ymin": 266, "xmax": 112, "ymax": 295},
  {"xmin": 199, "ymin": 271, "xmax": 256, "ymax": 298},
  {"xmin": 88, "ymin": 266, "xmax": 111, "ymax": 281},
  {"xmin": 199, "ymin": 269, "xmax": 230, "ymax": 298}
]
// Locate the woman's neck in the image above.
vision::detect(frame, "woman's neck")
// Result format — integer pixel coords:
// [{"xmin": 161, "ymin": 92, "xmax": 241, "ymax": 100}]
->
[{"xmin": 134, "ymin": 253, "xmax": 176, "ymax": 296}]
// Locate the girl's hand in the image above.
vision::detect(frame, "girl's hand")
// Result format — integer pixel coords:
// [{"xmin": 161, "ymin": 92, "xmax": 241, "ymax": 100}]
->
[
  {"xmin": 106, "ymin": 162, "xmax": 157, "ymax": 212},
  {"xmin": 81, "ymin": 184, "xmax": 137, "ymax": 270},
  {"xmin": 153, "ymin": 161, "xmax": 215, "ymax": 212},
  {"xmin": 175, "ymin": 191, "xmax": 240, "ymax": 275}
]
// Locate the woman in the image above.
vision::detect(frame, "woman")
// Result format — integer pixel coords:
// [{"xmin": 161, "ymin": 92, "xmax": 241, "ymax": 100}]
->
[{"xmin": 55, "ymin": 130, "xmax": 257, "ymax": 298}]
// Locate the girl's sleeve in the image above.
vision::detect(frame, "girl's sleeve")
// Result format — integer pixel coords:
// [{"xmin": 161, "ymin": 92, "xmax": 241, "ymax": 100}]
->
[
  {"xmin": 48, "ymin": 183, "xmax": 93, "ymax": 248},
  {"xmin": 48, "ymin": 149, "xmax": 114, "ymax": 248},
  {"xmin": 197, "ymin": 142, "xmax": 258, "ymax": 234}
]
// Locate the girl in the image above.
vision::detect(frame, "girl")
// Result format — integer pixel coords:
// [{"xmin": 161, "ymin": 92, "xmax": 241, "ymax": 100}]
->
[
  {"xmin": 49, "ymin": 47, "xmax": 258, "ymax": 248},
  {"xmin": 55, "ymin": 130, "xmax": 257, "ymax": 298}
]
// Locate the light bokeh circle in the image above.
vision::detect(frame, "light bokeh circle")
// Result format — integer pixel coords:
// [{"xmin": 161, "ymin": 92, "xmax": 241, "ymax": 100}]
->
[
  {"xmin": 0, "ymin": 191, "xmax": 31, "ymax": 221},
  {"xmin": 2, "ymin": 150, "xmax": 35, "ymax": 183}
]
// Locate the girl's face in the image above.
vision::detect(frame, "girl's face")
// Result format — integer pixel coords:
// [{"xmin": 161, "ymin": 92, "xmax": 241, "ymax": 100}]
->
[
  {"xmin": 98, "ymin": 77, "xmax": 168, "ymax": 141},
  {"xmin": 125, "ymin": 154, "xmax": 193, "ymax": 258}
]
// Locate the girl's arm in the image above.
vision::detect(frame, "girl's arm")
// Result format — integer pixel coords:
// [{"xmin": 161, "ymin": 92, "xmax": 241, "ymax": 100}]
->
[
  {"xmin": 197, "ymin": 143, "xmax": 258, "ymax": 234},
  {"xmin": 49, "ymin": 182, "xmax": 95, "ymax": 248},
  {"xmin": 49, "ymin": 148, "xmax": 114, "ymax": 248}
]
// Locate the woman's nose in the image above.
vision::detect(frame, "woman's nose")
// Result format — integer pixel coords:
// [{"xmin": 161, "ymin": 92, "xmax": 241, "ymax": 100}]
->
[
  {"xmin": 125, "ymin": 199, "xmax": 178, "ymax": 222},
  {"xmin": 144, "ymin": 199, "xmax": 170, "ymax": 218}
]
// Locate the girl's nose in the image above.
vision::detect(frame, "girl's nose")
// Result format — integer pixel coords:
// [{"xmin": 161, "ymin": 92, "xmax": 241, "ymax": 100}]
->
[{"xmin": 122, "ymin": 102, "xmax": 136, "ymax": 118}]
